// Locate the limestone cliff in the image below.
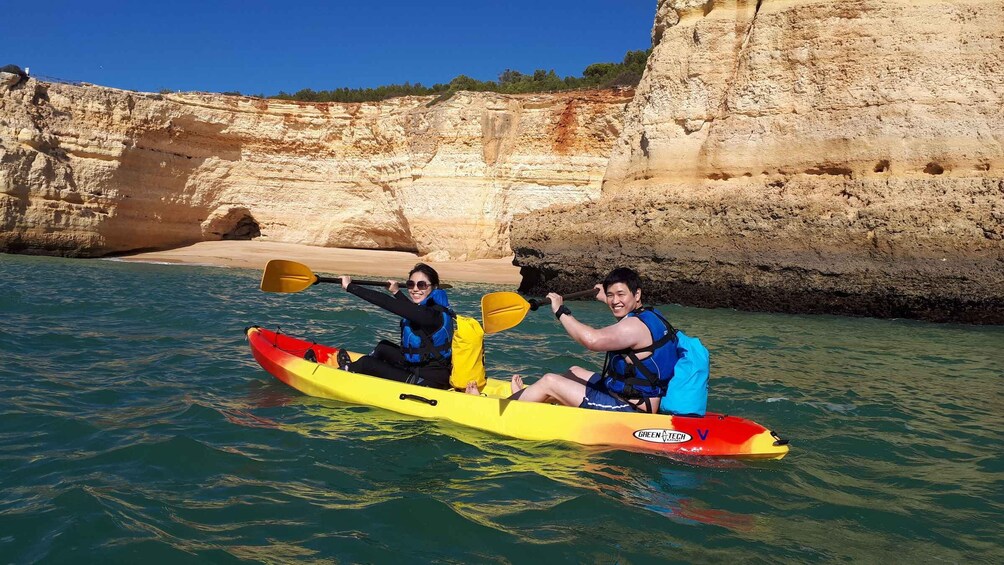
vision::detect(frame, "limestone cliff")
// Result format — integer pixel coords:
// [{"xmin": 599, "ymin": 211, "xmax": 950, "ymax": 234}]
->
[
  {"xmin": 0, "ymin": 83, "xmax": 629, "ymax": 259},
  {"xmin": 512, "ymin": 0, "xmax": 1004, "ymax": 324}
]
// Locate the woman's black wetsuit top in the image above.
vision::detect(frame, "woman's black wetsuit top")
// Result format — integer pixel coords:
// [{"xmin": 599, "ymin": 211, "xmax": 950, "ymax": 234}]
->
[{"xmin": 345, "ymin": 283, "xmax": 452, "ymax": 388}]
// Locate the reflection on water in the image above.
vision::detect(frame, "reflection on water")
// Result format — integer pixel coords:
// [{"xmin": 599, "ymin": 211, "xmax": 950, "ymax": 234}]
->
[{"xmin": 246, "ymin": 397, "xmax": 759, "ymax": 535}]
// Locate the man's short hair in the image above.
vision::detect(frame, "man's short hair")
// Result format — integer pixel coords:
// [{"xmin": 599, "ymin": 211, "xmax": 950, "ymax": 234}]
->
[{"xmin": 602, "ymin": 267, "xmax": 642, "ymax": 294}]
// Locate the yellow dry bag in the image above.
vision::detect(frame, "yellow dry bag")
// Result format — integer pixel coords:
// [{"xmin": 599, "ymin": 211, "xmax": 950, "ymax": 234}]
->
[{"xmin": 449, "ymin": 315, "xmax": 486, "ymax": 390}]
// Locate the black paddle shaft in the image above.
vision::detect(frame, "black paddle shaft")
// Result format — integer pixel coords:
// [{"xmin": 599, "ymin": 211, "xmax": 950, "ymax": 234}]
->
[
  {"xmin": 317, "ymin": 277, "xmax": 452, "ymax": 289},
  {"xmin": 528, "ymin": 288, "xmax": 598, "ymax": 311},
  {"xmin": 314, "ymin": 276, "xmax": 390, "ymax": 287}
]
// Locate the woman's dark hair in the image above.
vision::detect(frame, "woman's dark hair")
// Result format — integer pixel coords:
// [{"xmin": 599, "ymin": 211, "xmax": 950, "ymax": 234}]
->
[
  {"xmin": 409, "ymin": 263, "xmax": 440, "ymax": 287},
  {"xmin": 602, "ymin": 267, "xmax": 642, "ymax": 294}
]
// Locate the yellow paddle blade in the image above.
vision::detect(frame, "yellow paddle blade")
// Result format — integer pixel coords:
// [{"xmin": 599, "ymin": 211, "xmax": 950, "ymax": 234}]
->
[
  {"xmin": 260, "ymin": 259, "xmax": 318, "ymax": 293},
  {"xmin": 481, "ymin": 291, "xmax": 531, "ymax": 334}
]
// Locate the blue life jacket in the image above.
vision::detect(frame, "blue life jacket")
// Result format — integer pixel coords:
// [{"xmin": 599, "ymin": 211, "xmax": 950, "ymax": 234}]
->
[
  {"xmin": 400, "ymin": 289, "xmax": 454, "ymax": 365},
  {"xmin": 602, "ymin": 308, "xmax": 679, "ymax": 398}
]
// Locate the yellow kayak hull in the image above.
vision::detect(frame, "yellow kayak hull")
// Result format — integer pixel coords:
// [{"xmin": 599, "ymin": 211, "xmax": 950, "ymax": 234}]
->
[{"xmin": 247, "ymin": 326, "xmax": 789, "ymax": 460}]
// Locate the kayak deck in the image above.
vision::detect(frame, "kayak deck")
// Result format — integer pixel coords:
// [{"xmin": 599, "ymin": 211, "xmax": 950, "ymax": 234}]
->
[{"xmin": 246, "ymin": 326, "xmax": 789, "ymax": 460}]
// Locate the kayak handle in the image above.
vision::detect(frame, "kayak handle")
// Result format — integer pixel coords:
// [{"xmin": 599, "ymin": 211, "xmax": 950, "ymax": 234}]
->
[{"xmin": 399, "ymin": 393, "xmax": 438, "ymax": 407}]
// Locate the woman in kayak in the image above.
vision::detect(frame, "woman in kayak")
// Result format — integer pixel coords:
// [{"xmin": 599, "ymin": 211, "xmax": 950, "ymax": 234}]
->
[{"xmin": 337, "ymin": 263, "xmax": 453, "ymax": 389}]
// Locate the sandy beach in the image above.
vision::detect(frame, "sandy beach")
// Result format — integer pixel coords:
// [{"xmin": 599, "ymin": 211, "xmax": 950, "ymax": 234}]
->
[{"xmin": 115, "ymin": 240, "xmax": 523, "ymax": 285}]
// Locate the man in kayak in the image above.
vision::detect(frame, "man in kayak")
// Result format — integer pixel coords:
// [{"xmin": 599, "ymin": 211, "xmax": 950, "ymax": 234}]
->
[
  {"xmin": 338, "ymin": 264, "xmax": 453, "ymax": 389},
  {"xmin": 509, "ymin": 267, "xmax": 694, "ymax": 413}
]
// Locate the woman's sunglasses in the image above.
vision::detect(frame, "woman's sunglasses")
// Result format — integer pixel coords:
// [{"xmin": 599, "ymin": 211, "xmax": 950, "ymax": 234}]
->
[{"xmin": 406, "ymin": 280, "xmax": 432, "ymax": 290}]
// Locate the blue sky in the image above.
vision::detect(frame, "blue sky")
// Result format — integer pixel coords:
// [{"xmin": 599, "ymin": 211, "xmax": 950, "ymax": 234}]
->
[{"xmin": 4, "ymin": 1, "xmax": 655, "ymax": 95}]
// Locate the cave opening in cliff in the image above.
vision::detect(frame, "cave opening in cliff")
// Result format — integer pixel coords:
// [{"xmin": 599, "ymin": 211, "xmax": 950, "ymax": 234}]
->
[
  {"xmin": 221, "ymin": 214, "xmax": 261, "ymax": 240},
  {"xmin": 924, "ymin": 162, "xmax": 945, "ymax": 175},
  {"xmin": 202, "ymin": 206, "xmax": 262, "ymax": 241}
]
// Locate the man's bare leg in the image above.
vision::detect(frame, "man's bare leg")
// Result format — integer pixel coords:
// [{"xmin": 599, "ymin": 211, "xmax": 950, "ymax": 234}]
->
[{"xmin": 510, "ymin": 368, "xmax": 592, "ymax": 406}]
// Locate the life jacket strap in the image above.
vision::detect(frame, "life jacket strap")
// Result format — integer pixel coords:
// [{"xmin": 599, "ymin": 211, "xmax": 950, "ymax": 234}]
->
[
  {"xmin": 401, "ymin": 305, "xmax": 454, "ymax": 364},
  {"xmin": 602, "ymin": 308, "xmax": 678, "ymax": 397}
]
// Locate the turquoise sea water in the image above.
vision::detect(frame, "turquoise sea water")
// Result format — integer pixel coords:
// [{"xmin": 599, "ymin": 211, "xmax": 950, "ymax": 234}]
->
[{"xmin": 1, "ymin": 254, "xmax": 1001, "ymax": 563}]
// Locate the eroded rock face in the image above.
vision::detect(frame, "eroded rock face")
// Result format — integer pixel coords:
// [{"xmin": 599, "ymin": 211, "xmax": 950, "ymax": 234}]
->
[
  {"xmin": 0, "ymin": 82, "xmax": 629, "ymax": 259},
  {"xmin": 513, "ymin": 0, "xmax": 1004, "ymax": 323}
]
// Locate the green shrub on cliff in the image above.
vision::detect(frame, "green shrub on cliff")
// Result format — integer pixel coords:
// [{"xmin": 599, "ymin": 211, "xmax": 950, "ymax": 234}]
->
[{"xmin": 270, "ymin": 49, "xmax": 650, "ymax": 103}]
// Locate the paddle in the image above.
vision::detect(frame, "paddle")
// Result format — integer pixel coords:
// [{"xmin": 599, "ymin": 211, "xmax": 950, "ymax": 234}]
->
[
  {"xmin": 481, "ymin": 288, "xmax": 598, "ymax": 334},
  {"xmin": 260, "ymin": 259, "xmax": 452, "ymax": 293}
]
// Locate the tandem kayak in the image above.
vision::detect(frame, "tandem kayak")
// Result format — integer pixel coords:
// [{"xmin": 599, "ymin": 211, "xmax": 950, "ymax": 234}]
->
[{"xmin": 246, "ymin": 326, "xmax": 790, "ymax": 460}]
